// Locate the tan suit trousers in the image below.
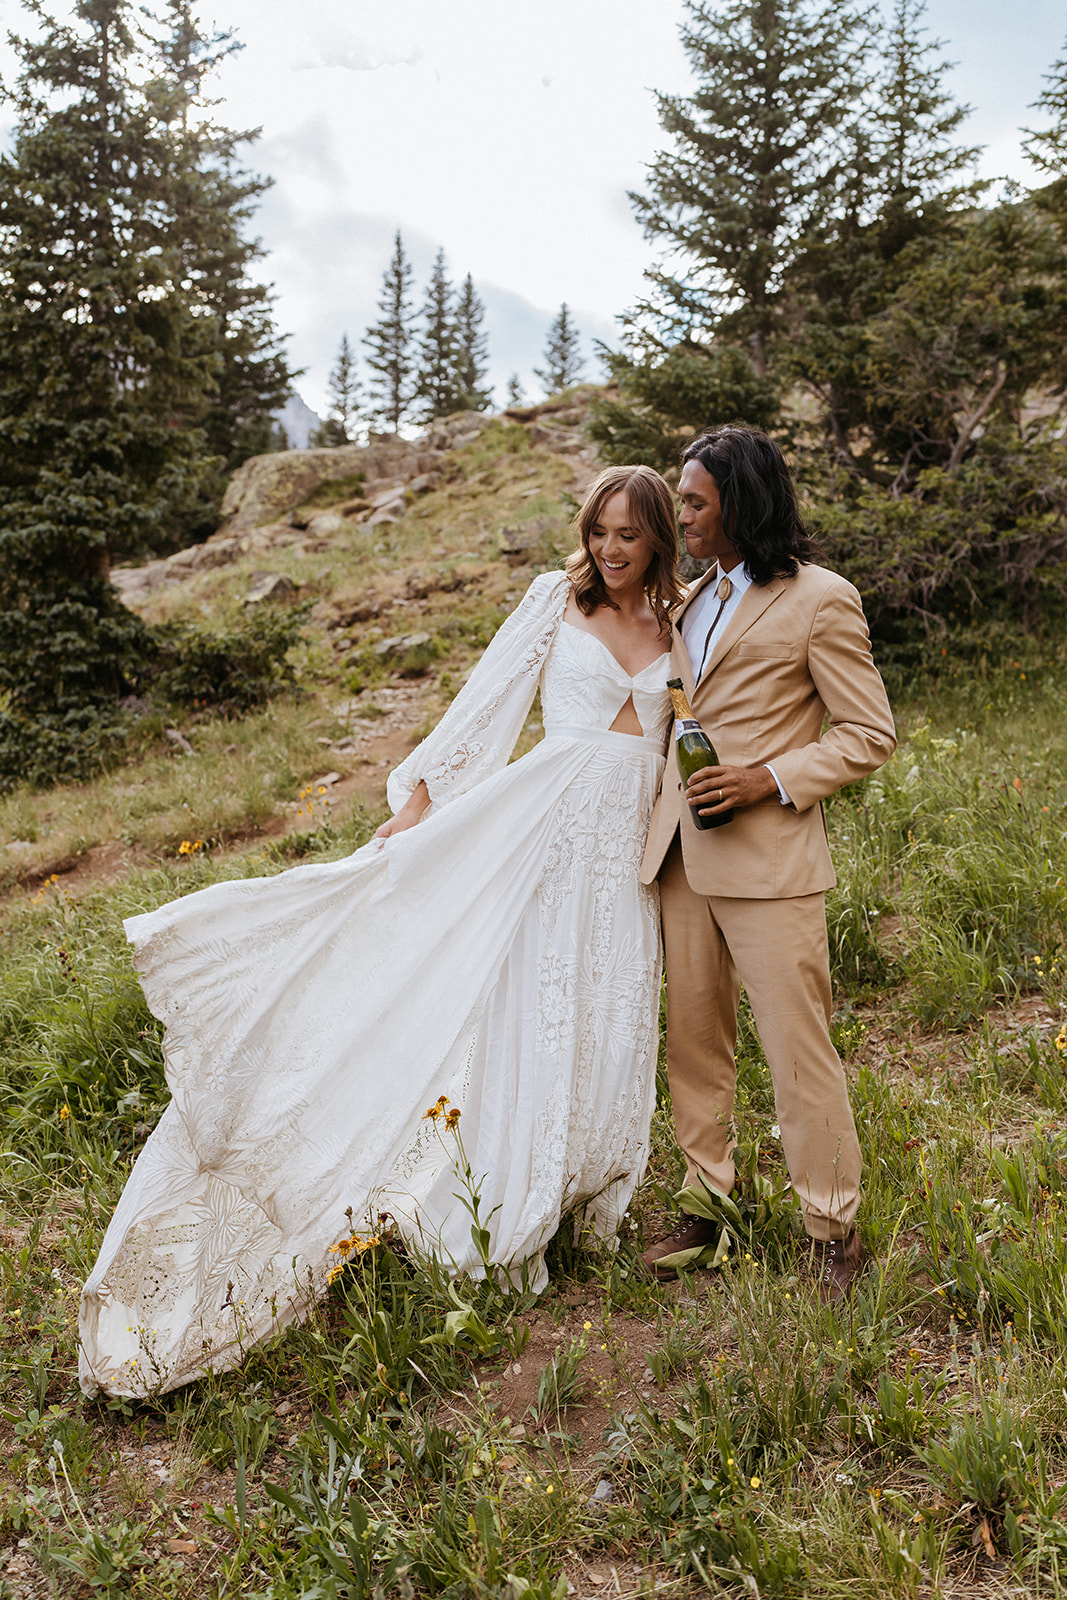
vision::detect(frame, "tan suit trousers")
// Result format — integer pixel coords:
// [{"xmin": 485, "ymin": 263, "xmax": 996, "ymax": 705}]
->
[{"xmin": 659, "ymin": 835, "xmax": 861, "ymax": 1242}]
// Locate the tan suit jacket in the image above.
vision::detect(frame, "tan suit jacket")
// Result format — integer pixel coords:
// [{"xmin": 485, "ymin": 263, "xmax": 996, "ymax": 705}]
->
[{"xmin": 640, "ymin": 562, "xmax": 896, "ymax": 898}]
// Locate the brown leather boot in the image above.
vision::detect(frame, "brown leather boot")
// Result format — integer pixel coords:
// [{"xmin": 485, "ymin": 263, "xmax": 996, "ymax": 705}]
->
[
  {"xmin": 640, "ymin": 1213, "xmax": 720, "ymax": 1280},
  {"xmin": 802, "ymin": 1230, "xmax": 866, "ymax": 1301}
]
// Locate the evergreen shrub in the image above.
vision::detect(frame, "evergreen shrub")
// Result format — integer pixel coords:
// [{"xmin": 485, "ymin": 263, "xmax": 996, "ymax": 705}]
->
[
  {"xmin": 148, "ymin": 605, "xmax": 309, "ymax": 716},
  {"xmin": 0, "ymin": 702, "xmax": 134, "ymax": 794},
  {"xmin": 811, "ymin": 433, "xmax": 1067, "ymax": 656},
  {"xmin": 0, "ymin": 606, "xmax": 306, "ymax": 792},
  {"xmin": 588, "ymin": 345, "xmax": 780, "ymax": 474}
]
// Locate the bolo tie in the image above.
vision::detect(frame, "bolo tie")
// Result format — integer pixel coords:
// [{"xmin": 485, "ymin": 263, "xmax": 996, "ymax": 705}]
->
[{"xmin": 695, "ymin": 574, "xmax": 733, "ymax": 681}]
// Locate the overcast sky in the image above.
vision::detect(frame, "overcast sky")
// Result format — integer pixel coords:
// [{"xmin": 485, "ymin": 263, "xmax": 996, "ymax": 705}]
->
[{"xmin": 3, "ymin": 0, "xmax": 1065, "ymax": 415}]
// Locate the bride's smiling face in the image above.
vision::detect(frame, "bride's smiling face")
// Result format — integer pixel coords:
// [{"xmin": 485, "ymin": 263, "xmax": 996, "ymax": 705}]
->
[{"xmin": 587, "ymin": 491, "xmax": 655, "ymax": 595}]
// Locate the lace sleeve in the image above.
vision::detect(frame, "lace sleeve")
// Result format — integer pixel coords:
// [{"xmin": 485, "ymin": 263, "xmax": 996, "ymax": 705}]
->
[{"xmin": 386, "ymin": 571, "xmax": 570, "ymax": 812}]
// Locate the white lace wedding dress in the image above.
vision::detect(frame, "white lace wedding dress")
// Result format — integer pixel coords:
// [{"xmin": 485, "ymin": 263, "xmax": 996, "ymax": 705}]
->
[{"xmin": 79, "ymin": 572, "xmax": 671, "ymax": 1396}]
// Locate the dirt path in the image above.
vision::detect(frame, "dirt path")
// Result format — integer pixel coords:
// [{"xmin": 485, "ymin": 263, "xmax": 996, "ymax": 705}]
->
[{"xmin": 2, "ymin": 720, "xmax": 421, "ymax": 911}]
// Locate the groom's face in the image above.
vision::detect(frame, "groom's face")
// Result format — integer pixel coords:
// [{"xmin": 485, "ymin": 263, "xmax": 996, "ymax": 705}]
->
[{"xmin": 678, "ymin": 460, "xmax": 737, "ymax": 569}]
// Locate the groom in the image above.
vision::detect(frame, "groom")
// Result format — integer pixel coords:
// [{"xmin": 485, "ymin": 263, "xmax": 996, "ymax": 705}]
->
[{"xmin": 640, "ymin": 425, "xmax": 896, "ymax": 1297}]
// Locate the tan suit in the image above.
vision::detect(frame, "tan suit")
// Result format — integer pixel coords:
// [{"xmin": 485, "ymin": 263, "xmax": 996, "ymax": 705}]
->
[{"xmin": 641, "ymin": 562, "xmax": 896, "ymax": 1239}]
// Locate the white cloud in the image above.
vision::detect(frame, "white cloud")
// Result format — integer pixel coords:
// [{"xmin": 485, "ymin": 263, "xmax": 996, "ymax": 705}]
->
[{"xmin": 291, "ymin": 28, "xmax": 424, "ymax": 74}]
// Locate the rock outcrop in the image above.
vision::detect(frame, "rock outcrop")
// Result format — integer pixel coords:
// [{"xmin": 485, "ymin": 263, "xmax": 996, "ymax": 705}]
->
[
  {"xmin": 217, "ymin": 438, "xmax": 419, "ymax": 539},
  {"xmin": 109, "ymin": 398, "xmax": 602, "ymax": 608}
]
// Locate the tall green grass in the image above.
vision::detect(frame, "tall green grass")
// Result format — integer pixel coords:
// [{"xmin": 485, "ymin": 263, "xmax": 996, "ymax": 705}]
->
[{"xmin": 1, "ymin": 648, "xmax": 1067, "ymax": 1597}]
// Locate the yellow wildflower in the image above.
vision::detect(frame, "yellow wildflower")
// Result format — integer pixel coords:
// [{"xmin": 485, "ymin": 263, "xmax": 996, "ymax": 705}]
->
[
  {"xmin": 444, "ymin": 1107, "xmax": 461, "ymax": 1131},
  {"xmin": 1056, "ymin": 1026, "xmax": 1066, "ymax": 1053},
  {"xmin": 59, "ymin": 1104, "xmax": 71, "ymax": 1121},
  {"xmin": 750, "ymin": 1475, "xmax": 761, "ymax": 1489}
]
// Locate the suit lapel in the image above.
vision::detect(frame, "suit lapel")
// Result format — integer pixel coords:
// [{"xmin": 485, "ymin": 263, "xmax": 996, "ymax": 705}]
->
[
  {"xmin": 673, "ymin": 563, "xmax": 719, "ymax": 628},
  {"xmin": 697, "ymin": 576, "xmax": 786, "ymax": 689}
]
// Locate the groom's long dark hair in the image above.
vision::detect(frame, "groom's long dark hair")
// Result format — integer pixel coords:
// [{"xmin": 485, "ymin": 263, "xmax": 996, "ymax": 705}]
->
[{"xmin": 682, "ymin": 426, "xmax": 820, "ymax": 585}]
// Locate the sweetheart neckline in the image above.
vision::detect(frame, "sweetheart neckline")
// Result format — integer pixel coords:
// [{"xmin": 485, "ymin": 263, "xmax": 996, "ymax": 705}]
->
[{"xmin": 560, "ymin": 621, "xmax": 671, "ymax": 681}]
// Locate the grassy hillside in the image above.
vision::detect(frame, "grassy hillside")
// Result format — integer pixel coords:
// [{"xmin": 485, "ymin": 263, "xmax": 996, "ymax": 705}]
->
[{"xmin": 1, "ymin": 407, "xmax": 1066, "ymax": 1598}]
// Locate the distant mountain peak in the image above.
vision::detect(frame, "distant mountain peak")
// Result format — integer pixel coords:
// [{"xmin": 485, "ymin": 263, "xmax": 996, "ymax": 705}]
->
[{"xmin": 274, "ymin": 393, "xmax": 322, "ymax": 450}]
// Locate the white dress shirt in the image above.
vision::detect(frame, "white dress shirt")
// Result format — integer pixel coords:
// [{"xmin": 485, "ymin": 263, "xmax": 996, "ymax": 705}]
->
[
  {"xmin": 680, "ymin": 563, "xmax": 792, "ymax": 807},
  {"xmin": 680, "ymin": 560, "xmax": 753, "ymax": 681}
]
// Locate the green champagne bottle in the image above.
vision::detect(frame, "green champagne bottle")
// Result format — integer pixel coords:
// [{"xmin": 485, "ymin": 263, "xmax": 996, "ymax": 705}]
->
[{"xmin": 667, "ymin": 678, "xmax": 734, "ymax": 831}]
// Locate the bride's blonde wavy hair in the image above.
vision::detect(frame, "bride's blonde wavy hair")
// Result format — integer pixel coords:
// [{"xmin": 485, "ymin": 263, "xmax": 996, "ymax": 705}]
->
[{"xmin": 565, "ymin": 464, "xmax": 684, "ymax": 629}]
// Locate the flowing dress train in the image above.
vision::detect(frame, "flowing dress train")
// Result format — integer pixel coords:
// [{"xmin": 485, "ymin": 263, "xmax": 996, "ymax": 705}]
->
[{"xmin": 78, "ymin": 572, "xmax": 671, "ymax": 1396}]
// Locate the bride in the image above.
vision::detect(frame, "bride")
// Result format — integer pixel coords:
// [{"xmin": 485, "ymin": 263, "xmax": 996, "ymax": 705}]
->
[{"xmin": 79, "ymin": 464, "xmax": 682, "ymax": 1397}]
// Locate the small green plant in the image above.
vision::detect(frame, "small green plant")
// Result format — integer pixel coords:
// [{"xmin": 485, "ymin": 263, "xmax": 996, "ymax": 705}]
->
[
  {"xmin": 921, "ymin": 1394, "xmax": 1044, "ymax": 1545},
  {"xmin": 646, "ymin": 1315, "xmax": 702, "ymax": 1389},
  {"xmin": 45, "ymin": 1517, "xmax": 156, "ymax": 1593},
  {"xmin": 1025, "ymin": 1028, "xmax": 1067, "ymax": 1114},
  {"xmin": 849, "ymin": 1359, "xmax": 948, "ymax": 1457},
  {"xmin": 655, "ymin": 1145, "xmax": 799, "ymax": 1276},
  {"xmin": 919, "ymin": 1136, "xmax": 1067, "ymax": 1347},
  {"xmin": 867, "ymin": 1500, "xmax": 938, "ymax": 1597},
  {"xmin": 528, "ymin": 1330, "xmax": 588, "ymax": 1428}
]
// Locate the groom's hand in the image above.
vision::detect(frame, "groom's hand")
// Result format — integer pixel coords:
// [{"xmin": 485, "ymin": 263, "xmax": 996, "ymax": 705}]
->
[{"xmin": 687, "ymin": 763, "xmax": 778, "ymax": 816}]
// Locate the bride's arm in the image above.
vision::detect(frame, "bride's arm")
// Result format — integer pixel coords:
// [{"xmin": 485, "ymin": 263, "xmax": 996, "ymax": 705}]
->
[
  {"xmin": 374, "ymin": 780, "xmax": 429, "ymax": 839},
  {"xmin": 383, "ymin": 571, "xmax": 569, "ymax": 816}
]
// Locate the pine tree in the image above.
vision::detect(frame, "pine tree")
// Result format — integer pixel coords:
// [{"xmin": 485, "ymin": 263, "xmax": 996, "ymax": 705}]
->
[
  {"xmin": 589, "ymin": 342, "xmax": 779, "ymax": 471},
  {"xmin": 629, "ymin": 0, "xmax": 871, "ymax": 374},
  {"xmin": 1023, "ymin": 37, "xmax": 1067, "ymax": 180},
  {"xmin": 364, "ymin": 231, "xmax": 416, "ymax": 432},
  {"xmin": 534, "ymin": 304, "xmax": 584, "ymax": 394},
  {"xmin": 0, "ymin": 0, "xmax": 290, "ymax": 785},
  {"xmin": 873, "ymin": 0, "xmax": 982, "ymax": 214},
  {"xmin": 1021, "ymin": 38, "xmax": 1067, "ymax": 400},
  {"xmin": 311, "ymin": 334, "xmax": 361, "ymax": 446},
  {"xmin": 411, "ymin": 256, "xmax": 493, "ymax": 421},
  {"xmin": 452, "ymin": 274, "xmax": 493, "ymax": 411},
  {"xmin": 506, "ymin": 374, "xmax": 525, "ymax": 406},
  {"xmin": 786, "ymin": 0, "xmax": 985, "ymax": 482},
  {"xmin": 413, "ymin": 248, "xmax": 461, "ymax": 421},
  {"xmin": 151, "ymin": 2, "xmax": 292, "ymax": 503},
  {"xmin": 0, "ymin": 0, "xmax": 194, "ymax": 754}
]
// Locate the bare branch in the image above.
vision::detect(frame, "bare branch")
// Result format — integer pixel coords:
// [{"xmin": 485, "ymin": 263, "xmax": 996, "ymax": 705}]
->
[{"xmin": 947, "ymin": 361, "xmax": 1007, "ymax": 471}]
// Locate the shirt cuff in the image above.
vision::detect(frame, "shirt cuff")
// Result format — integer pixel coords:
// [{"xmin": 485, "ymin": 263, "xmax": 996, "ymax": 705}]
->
[{"xmin": 765, "ymin": 763, "xmax": 792, "ymax": 807}]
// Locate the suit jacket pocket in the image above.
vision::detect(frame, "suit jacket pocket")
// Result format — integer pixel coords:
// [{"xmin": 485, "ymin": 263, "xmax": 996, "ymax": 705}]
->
[{"xmin": 736, "ymin": 644, "xmax": 793, "ymax": 658}]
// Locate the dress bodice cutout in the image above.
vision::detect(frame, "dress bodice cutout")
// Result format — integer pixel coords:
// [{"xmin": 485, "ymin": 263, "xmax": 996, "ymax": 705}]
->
[{"xmin": 542, "ymin": 623, "xmax": 671, "ymax": 742}]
